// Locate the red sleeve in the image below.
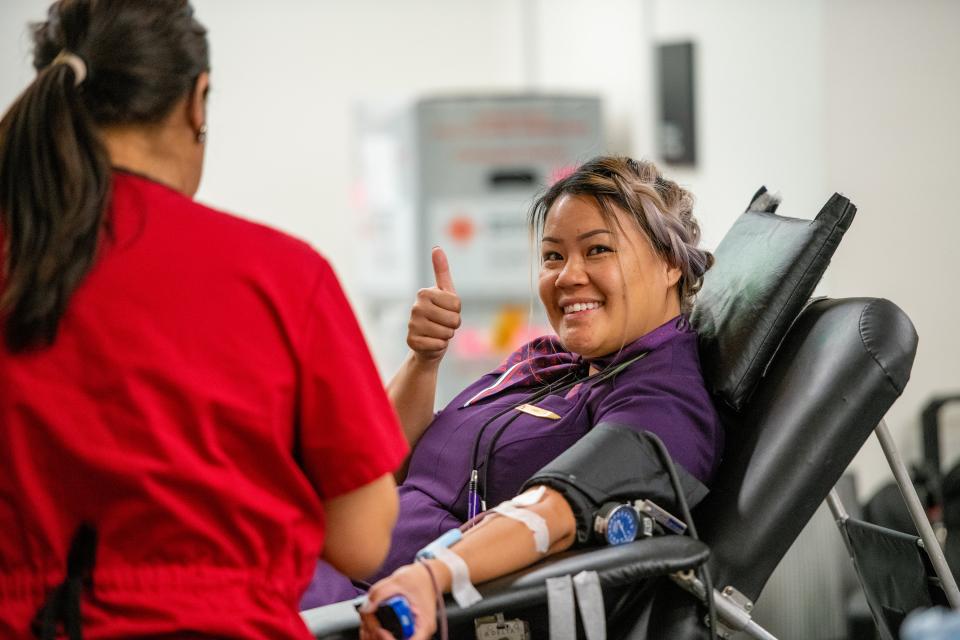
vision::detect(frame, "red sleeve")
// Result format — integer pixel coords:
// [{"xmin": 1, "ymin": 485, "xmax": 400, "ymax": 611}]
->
[{"xmin": 297, "ymin": 258, "xmax": 408, "ymax": 499}]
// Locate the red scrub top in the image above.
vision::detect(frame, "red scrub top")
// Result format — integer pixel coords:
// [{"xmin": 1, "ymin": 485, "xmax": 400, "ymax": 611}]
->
[{"xmin": 0, "ymin": 171, "xmax": 407, "ymax": 638}]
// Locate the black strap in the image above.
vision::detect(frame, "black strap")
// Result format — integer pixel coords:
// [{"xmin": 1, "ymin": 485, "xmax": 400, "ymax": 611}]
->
[{"xmin": 32, "ymin": 523, "xmax": 97, "ymax": 640}]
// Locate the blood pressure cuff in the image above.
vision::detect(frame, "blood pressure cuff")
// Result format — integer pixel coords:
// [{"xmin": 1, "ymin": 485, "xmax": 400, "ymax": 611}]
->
[{"xmin": 520, "ymin": 423, "xmax": 710, "ymax": 546}]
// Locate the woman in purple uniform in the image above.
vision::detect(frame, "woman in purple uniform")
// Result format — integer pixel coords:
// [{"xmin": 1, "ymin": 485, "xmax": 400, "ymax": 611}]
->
[{"xmin": 305, "ymin": 156, "xmax": 723, "ymax": 623}]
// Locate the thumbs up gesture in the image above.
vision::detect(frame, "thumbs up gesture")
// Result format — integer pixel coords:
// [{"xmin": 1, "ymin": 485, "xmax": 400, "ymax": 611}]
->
[{"xmin": 407, "ymin": 247, "xmax": 462, "ymax": 363}]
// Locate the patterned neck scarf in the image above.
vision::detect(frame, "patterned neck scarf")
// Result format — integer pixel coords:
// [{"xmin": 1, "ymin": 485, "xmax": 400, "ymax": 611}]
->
[{"xmin": 463, "ymin": 315, "xmax": 689, "ymax": 407}]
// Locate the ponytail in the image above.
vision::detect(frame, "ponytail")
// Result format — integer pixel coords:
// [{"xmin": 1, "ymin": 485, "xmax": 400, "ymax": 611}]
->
[
  {"xmin": 0, "ymin": 59, "xmax": 110, "ymax": 352},
  {"xmin": 1, "ymin": 0, "xmax": 209, "ymax": 352}
]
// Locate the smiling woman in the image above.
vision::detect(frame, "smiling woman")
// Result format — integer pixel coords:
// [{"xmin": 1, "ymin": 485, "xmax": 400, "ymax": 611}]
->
[
  {"xmin": 538, "ymin": 194, "xmax": 682, "ymax": 360},
  {"xmin": 345, "ymin": 156, "xmax": 724, "ymax": 638},
  {"xmin": 532, "ymin": 157, "xmax": 714, "ymax": 361},
  {"xmin": 304, "ymin": 157, "xmax": 723, "ymax": 632}
]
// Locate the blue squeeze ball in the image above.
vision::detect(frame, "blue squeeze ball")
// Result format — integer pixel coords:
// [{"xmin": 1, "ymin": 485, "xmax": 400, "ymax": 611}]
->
[{"xmin": 375, "ymin": 595, "xmax": 416, "ymax": 639}]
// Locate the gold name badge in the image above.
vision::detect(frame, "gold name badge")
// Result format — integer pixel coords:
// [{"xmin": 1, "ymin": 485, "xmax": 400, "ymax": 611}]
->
[{"xmin": 515, "ymin": 404, "xmax": 561, "ymax": 420}]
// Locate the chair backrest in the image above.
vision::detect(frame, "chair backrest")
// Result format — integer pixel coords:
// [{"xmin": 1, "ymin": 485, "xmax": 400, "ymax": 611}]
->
[
  {"xmin": 699, "ymin": 296, "xmax": 918, "ymax": 596},
  {"xmin": 640, "ymin": 297, "xmax": 918, "ymax": 640},
  {"xmin": 682, "ymin": 186, "xmax": 916, "ymax": 600},
  {"xmin": 691, "ymin": 187, "xmax": 855, "ymax": 414},
  {"xmin": 634, "ymin": 187, "xmax": 917, "ymax": 638}
]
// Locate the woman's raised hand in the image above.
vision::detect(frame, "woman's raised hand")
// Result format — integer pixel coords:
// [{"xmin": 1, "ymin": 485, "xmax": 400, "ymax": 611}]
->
[{"xmin": 407, "ymin": 247, "xmax": 462, "ymax": 363}]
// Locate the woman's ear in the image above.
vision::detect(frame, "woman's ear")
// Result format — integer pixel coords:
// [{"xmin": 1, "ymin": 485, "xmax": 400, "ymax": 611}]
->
[
  {"xmin": 188, "ymin": 71, "xmax": 210, "ymax": 137},
  {"xmin": 665, "ymin": 262, "xmax": 682, "ymax": 288}
]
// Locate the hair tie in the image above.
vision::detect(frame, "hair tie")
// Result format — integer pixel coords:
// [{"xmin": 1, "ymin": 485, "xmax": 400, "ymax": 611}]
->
[{"xmin": 51, "ymin": 51, "xmax": 87, "ymax": 86}]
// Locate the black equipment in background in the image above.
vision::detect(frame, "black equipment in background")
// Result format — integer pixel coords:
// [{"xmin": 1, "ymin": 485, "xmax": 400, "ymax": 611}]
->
[
  {"xmin": 862, "ymin": 395, "xmax": 960, "ymax": 561},
  {"xmin": 922, "ymin": 395, "xmax": 960, "ymax": 512},
  {"xmin": 656, "ymin": 42, "xmax": 697, "ymax": 166}
]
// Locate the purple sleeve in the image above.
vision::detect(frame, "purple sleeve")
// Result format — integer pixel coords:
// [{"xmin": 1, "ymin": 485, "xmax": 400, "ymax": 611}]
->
[{"xmin": 592, "ymin": 375, "xmax": 722, "ymax": 485}]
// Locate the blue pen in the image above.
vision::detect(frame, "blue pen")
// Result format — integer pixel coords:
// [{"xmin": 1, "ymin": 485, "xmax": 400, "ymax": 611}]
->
[{"xmin": 467, "ymin": 469, "xmax": 482, "ymax": 520}]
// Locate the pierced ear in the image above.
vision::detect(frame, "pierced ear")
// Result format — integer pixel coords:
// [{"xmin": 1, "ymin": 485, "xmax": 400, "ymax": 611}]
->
[{"xmin": 188, "ymin": 71, "xmax": 210, "ymax": 137}]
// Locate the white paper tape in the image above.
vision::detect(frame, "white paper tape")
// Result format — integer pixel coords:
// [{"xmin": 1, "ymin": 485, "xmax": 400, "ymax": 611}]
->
[
  {"xmin": 512, "ymin": 485, "xmax": 546, "ymax": 507},
  {"xmin": 432, "ymin": 547, "xmax": 482, "ymax": 608},
  {"xmin": 492, "ymin": 501, "xmax": 550, "ymax": 554}
]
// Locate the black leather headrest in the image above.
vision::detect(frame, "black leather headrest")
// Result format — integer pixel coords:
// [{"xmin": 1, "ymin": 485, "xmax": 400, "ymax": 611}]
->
[{"xmin": 691, "ymin": 188, "xmax": 856, "ymax": 412}]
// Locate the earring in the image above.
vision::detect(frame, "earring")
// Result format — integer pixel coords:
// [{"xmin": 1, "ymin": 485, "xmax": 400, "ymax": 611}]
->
[{"xmin": 196, "ymin": 124, "xmax": 208, "ymax": 144}]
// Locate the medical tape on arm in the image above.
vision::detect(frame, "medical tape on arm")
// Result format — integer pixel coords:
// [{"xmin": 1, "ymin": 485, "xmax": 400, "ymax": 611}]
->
[
  {"xmin": 490, "ymin": 486, "xmax": 550, "ymax": 554},
  {"xmin": 431, "ymin": 546, "xmax": 482, "ymax": 608}
]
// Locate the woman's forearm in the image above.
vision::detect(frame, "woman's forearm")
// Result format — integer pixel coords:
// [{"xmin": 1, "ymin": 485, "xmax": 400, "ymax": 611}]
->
[
  {"xmin": 388, "ymin": 248, "xmax": 462, "ymax": 480},
  {"xmin": 360, "ymin": 488, "xmax": 578, "ymax": 639},
  {"xmin": 387, "ymin": 352, "xmax": 441, "ymax": 480},
  {"xmin": 424, "ymin": 487, "xmax": 578, "ymax": 590}
]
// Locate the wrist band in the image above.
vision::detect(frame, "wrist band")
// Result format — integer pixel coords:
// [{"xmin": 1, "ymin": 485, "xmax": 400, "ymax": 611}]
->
[
  {"xmin": 432, "ymin": 547, "xmax": 482, "ymax": 608},
  {"xmin": 416, "ymin": 528, "xmax": 462, "ymax": 560},
  {"xmin": 417, "ymin": 558, "xmax": 449, "ymax": 640}
]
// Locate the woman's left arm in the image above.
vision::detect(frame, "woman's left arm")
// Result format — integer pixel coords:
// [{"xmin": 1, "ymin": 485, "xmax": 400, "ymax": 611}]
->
[{"xmin": 359, "ymin": 486, "xmax": 577, "ymax": 640}]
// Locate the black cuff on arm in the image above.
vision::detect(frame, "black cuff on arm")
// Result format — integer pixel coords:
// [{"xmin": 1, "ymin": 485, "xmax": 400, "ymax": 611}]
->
[{"xmin": 521, "ymin": 423, "xmax": 709, "ymax": 547}]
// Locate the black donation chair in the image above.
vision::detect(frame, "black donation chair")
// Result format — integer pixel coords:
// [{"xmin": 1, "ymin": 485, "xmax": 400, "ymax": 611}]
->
[{"xmin": 305, "ymin": 188, "xmax": 952, "ymax": 639}]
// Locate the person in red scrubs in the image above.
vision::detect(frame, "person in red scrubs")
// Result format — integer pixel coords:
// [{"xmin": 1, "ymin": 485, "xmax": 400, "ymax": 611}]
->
[{"xmin": 0, "ymin": 1, "xmax": 407, "ymax": 638}]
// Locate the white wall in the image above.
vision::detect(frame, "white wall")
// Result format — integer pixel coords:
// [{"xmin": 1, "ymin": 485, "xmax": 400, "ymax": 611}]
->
[
  {"xmin": 0, "ymin": 0, "xmax": 648, "ymax": 287},
  {"xmin": 192, "ymin": 0, "xmax": 532, "ymax": 293},
  {"xmin": 529, "ymin": 0, "xmax": 648, "ymax": 156},
  {"xmin": 648, "ymin": 0, "xmax": 826, "ymax": 250},
  {"xmin": 0, "ymin": 2, "xmax": 47, "ymax": 99},
  {"xmin": 645, "ymin": 0, "xmax": 960, "ymax": 499},
  {"xmin": 0, "ymin": 0, "xmax": 531, "ymax": 290},
  {"xmin": 823, "ymin": 0, "xmax": 960, "ymax": 497}
]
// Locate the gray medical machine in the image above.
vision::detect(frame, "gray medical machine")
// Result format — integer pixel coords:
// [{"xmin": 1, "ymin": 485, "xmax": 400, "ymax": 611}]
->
[{"xmin": 355, "ymin": 95, "xmax": 603, "ymax": 403}]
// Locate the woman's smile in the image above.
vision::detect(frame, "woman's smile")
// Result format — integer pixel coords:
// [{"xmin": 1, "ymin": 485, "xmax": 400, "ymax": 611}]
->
[{"xmin": 562, "ymin": 300, "xmax": 605, "ymax": 315}]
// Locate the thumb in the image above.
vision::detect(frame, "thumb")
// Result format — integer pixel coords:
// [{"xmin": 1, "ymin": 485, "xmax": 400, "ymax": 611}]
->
[{"xmin": 432, "ymin": 246, "xmax": 456, "ymax": 293}]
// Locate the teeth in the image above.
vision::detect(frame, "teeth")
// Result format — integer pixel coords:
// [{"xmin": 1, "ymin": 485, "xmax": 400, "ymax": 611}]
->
[{"xmin": 563, "ymin": 301, "xmax": 603, "ymax": 314}]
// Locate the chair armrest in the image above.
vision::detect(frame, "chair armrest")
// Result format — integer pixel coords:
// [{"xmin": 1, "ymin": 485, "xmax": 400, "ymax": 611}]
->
[
  {"xmin": 448, "ymin": 536, "xmax": 709, "ymax": 623},
  {"xmin": 305, "ymin": 536, "xmax": 708, "ymax": 637},
  {"xmin": 302, "ymin": 598, "xmax": 365, "ymax": 639}
]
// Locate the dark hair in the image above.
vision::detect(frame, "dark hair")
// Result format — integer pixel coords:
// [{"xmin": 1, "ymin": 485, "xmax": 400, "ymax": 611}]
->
[
  {"xmin": 530, "ymin": 155, "xmax": 714, "ymax": 313},
  {"xmin": 0, "ymin": 0, "xmax": 209, "ymax": 351}
]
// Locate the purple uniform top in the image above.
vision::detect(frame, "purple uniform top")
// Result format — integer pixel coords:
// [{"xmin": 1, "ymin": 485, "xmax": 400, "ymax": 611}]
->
[{"xmin": 300, "ymin": 315, "xmax": 723, "ymax": 608}]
